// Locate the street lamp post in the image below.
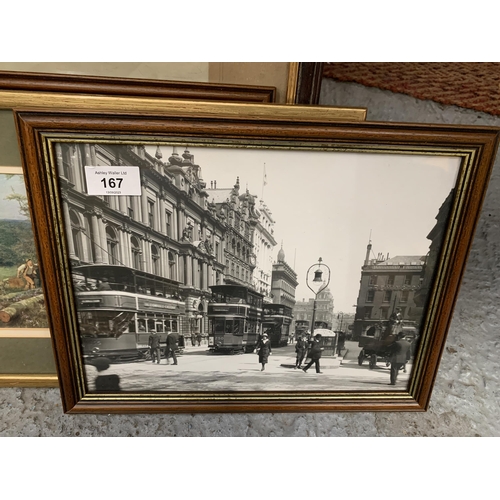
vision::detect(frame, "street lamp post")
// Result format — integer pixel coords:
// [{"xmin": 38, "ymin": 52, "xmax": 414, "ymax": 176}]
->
[{"xmin": 306, "ymin": 257, "xmax": 331, "ymax": 336}]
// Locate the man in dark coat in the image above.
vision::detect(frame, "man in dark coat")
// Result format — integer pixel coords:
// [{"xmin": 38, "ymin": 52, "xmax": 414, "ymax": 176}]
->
[
  {"xmin": 336, "ymin": 331, "xmax": 346, "ymax": 356},
  {"xmin": 294, "ymin": 335, "xmax": 307, "ymax": 369},
  {"xmin": 165, "ymin": 329, "xmax": 178, "ymax": 365},
  {"xmin": 148, "ymin": 329, "xmax": 161, "ymax": 364},
  {"xmin": 302, "ymin": 334, "xmax": 324, "ymax": 374},
  {"xmin": 388, "ymin": 332, "xmax": 411, "ymax": 385}
]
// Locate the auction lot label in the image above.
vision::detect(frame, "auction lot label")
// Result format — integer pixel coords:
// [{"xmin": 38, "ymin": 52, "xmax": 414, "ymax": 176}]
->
[{"xmin": 84, "ymin": 166, "xmax": 141, "ymax": 196}]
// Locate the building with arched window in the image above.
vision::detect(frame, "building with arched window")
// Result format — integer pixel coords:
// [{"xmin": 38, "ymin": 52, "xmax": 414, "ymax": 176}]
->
[
  {"xmin": 205, "ymin": 177, "xmax": 259, "ymax": 289},
  {"xmin": 56, "ymin": 143, "xmax": 227, "ymax": 341}
]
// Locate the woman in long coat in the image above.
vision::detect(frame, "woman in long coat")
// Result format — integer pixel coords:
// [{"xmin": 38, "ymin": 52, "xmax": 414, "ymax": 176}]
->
[{"xmin": 255, "ymin": 333, "xmax": 272, "ymax": 371}]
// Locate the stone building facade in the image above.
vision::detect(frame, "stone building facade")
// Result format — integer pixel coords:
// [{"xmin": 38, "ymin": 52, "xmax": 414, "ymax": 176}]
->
[
  {"xmin": 270, "ymin": 245, "xmax": 298, "ymax": 309},
  {"xmin": 352, "ymin": 242, "xmax": 425, "ymax": 340},
  {"xmin": 252, "ymin": 200, "xmax": 277, "ymax": 302},
  {"xmin": 414, "ymin": 189, "xmax": 454, "ymax": 309},
  {"xmin": 294, "ymin": 288, "xmax": 335, "ymax": 330},
  {"xmin": 58, "ymin": 143, "xmax": 228, "ymax": 339},
  {"xmin": 205, "ymin": 178, "xmax": 259, "ymax": 288}
]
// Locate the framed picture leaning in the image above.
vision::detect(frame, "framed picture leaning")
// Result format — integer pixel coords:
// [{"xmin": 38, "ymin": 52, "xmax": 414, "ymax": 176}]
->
[{"xmin": 13, "ymin": 100, "xmax": 498, "ymax": 412}]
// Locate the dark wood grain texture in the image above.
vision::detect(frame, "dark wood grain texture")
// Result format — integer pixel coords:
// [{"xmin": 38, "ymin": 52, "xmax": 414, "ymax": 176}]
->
[
  {"xmin": 293, "ymin": 63, "xmax": 325, "ymax": 105},
  {"xmin": 0, "ymin": 70, "xmax": 277, "ymax": 103},
  {"xmin": 13, "ymin": 106, "xmax": 499, "ymax": 413}
]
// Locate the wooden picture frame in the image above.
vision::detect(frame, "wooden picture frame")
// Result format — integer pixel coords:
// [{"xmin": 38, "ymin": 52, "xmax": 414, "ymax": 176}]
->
[
  {"xmin": 14, "ymin": 100, "xmax": 495, "ymax": 413},
  {"xmin": 0, "ymin": 70, "xmax": 277, "ymax": 103},
  {"xmin": 0, "ymin": 70, "xmax": 285, "ymax": 388},
  {"xmin": 286, "ymin": 63, "xmax": 325, "ymax": 105}
]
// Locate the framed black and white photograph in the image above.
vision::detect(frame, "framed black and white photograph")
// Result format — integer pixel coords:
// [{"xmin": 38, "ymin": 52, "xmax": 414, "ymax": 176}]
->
[{"xmin": 14, "ymin": 101, "xmax": 498, "ymax": 413}]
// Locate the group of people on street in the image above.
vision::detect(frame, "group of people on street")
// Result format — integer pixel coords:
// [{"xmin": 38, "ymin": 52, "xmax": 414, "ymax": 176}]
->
[
  {"xmin": 145, "ymin": 323, "xmax": 412, "ymax": 384},
  {"xmin": 190, "ymin": 331, "xmax": 204, "ymax": 347},
  {"xmin": 295, "ymin": 334, "xmax": 325, "ymax": 373},
  {"xmin": 148, "ymin": 329, "xmax": 179, "ymax": 365},
  {"xmin": 253, "ymin": 332, "xmax": 327, "ymax": 374}
]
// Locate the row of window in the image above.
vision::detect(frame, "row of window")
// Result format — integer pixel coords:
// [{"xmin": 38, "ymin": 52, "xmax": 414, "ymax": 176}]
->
[
  {"xmin": 230, "ymin": 238, "xmax": 251, "ymax": 265},
  {"xmin": 226, "ymin": 259, "xmax": 251, "ymax": 283},
  {"xmin": 368, "ymin": 274, "xmax": 415, "ymax": 286},
  {"xmin": 363, "ymin": 307, "xmax": 408, "ymax": 320},
  {"xmin": 365, "ymin": 289, "xmax": 411, "ymax": 304}
]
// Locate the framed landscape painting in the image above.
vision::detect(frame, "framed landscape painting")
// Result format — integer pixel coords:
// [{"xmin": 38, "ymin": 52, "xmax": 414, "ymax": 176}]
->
[
  {"xmin": 0, "ymin": 166, "xmax": 48, "ymax": 332},
  {"xmin": 13, "ymin": 100, "xmax": 498, "ymax": 413},
  {"xmin": 0, "ymin": 166, "xmax": 55, "ymax": 386}
]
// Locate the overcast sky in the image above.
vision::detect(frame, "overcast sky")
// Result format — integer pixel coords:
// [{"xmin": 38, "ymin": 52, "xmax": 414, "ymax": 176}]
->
[
  {"xmin": 0, "ymin": 174, "xmax": 27, "ymax": 221},
  {"xmin": 153, "ymin": 145, "xmax": 460, "ymax": 312}
]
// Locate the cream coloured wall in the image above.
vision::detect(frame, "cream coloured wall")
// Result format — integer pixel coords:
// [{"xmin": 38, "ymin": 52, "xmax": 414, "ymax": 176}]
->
[{"xmin": 0, "ymin": 62, "xmax": 210, "ymax": 82}]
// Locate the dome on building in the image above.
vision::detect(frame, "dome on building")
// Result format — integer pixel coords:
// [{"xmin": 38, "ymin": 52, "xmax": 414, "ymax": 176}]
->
[{"xmin": 277, "ymin": 244, "xmax": 285, "ymax": 262}]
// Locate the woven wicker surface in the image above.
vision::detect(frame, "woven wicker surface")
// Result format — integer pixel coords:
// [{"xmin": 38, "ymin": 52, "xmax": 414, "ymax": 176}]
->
[{"xmin": 323, "ymin": 63, "xmax": 500, "ymax": 115}]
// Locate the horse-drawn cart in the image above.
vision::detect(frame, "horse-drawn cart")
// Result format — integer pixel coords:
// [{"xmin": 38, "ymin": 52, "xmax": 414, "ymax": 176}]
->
[{"xmin": 357, "ymin": 320, "xmax": 417, "ymax": 369}]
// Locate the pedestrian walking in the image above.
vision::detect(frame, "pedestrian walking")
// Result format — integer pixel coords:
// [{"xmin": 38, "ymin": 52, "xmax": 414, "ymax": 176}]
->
[
  {"xmin": 191, "ymin": 331, "xmax": 196, "ymax": 347},
  {"xmin": 336, "ymin": 331, "xmax": 346, "ymax": 356},
  {"xmin": 254, "ymin": 333, "xmax": 272, "ymax": 371},
  {"xmin": 294, "ymin": 335, "xmax": 307, "ymax": 369},
  {"xmin": 148, "ymin": 329, "xmax": 161, "ymax": 364},
  {"xmin": 302, "ymin": 334, "xmax": 324, "ymax": 373},
  {"xmin": 196, "ymin": 332, "xmax": 202, "ymax": 346},
  {"xmin": 388, "ymin": 332, "xmax": 411, "ymax": 385},
  {"xmin": 165, "ymin": 329, "xmax": 178, "ymax": 365}
]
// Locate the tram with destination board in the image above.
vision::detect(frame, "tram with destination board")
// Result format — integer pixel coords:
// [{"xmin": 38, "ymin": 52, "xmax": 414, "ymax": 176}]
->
[
  {"xmin": 262, "ymin": 304, "xmax": 293, "ymax": 347},
  {"xmin": 207, "ymin": 284, "xmax": 264, "ymax": 353},
  {"xmin": 72, "ymin": 264, "xmax": 185, "ymax": 362}
]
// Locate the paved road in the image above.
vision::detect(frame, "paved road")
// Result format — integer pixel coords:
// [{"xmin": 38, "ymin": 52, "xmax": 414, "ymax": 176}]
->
[{"xmin": 84, "ymin": 341, "xmax": 411, "ymax": 392}]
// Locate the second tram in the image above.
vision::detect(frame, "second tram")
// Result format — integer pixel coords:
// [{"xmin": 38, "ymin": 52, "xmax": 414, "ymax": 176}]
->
[
  {"xmin": 207, "ymin": 284, "xmax": 264, "ymax": 353},
  {"xmin": 294, "ymin": 319, "xmax": 310, "ymax": 339},
  {"xmin": 262, "ymin": 304, "xmax": 293, "ymax": 347}
]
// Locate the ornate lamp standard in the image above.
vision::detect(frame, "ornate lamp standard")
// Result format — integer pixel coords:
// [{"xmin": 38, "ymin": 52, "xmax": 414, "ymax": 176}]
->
[{"xmin": 306, "ymin": 257, "xmax": 331, "ymax": 336}]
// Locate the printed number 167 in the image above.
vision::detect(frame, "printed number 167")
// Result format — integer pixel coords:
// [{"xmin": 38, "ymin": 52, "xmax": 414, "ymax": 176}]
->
[{"xmin": 100, "ymin": 178, "xmax": 123, "ymax": 188}]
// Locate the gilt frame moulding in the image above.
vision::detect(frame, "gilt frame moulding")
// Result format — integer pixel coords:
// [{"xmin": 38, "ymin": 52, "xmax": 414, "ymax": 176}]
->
[
  {"xmin": 12, "ymin": 101, "xmax": 498, "ymax": 413},
  {"xmin": 0, "ymin": 69, "xmax": 366, "ymax": 388}
]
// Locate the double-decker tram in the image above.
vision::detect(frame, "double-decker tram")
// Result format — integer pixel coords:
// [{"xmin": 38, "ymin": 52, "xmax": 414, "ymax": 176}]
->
[
  {"xmin": 262, "ymin": 304, "xmax": 293, "ymax": 347},
  {"xmin": 207, "ymin": 285, "xmax": 264, "ymax": 353},
  {"xmin": 72, "ymin": 264, "xmax": 185, "ymax": 362}
]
